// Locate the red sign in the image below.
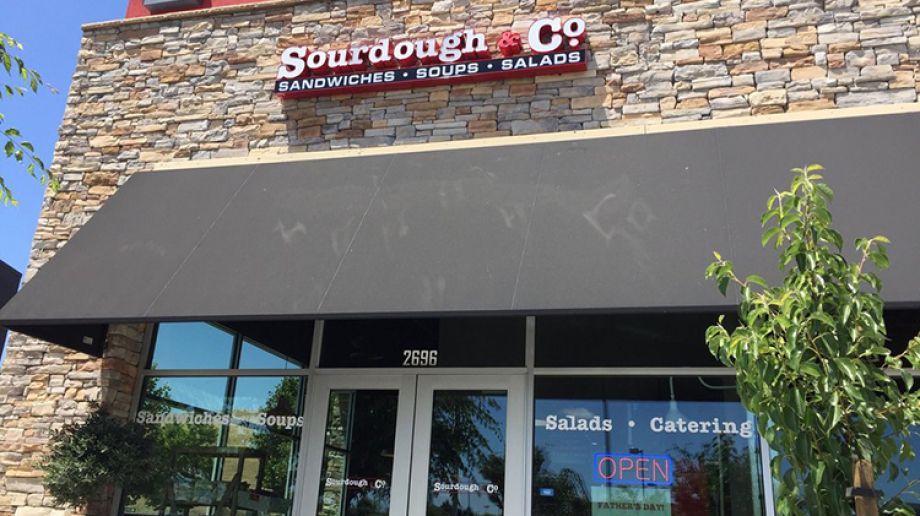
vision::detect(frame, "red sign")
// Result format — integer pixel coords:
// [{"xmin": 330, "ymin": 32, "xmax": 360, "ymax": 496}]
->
[
  {"xmin": 594, "ymin": 454, "xmax": 674, "ymax": 486},
  {"xmin": 126, "ymin": 0, "xmax": 273, "ymax": 18},
  {"xmin": 275, "ymin": 17, "xmax": 589, "ymax": 98}
]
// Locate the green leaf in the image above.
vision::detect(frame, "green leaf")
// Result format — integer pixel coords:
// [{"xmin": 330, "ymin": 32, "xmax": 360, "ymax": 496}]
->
[
  {"xmin": 834, "ymin": 358, "xmax": 858, "ymax": 381},
  {"xmin": 761, "ymin": 208, "xmax": 780, "ymax": 226},
  {"xmin": 869, "ymin": 250, "xmax": 890, "ymax": 270},
  {"xmin": 717, "ymin": 276, "xmax": 730, "ymax": 296},
  {"xmin": 799, "ymin": 361, "xmax": 820, "ymax": 376},
  {"xmin": 746, "ymin": 274, "xmax": 769, "ymax": 289},
  {"xmin": 812, "ymin": 311, "xmax": 835, "ymax": 328},
  {"xmin": 815, "ymin": 183, "xmax": 834, "ymax": 202},
  {"xmin": 900, "ymin": 370, "xmax": 914, "ymax": 391},
  {"xmin": 762, "ymin": 226, "xmax": 781, "ymax": 248},
  {"xmin": 829, "ymin": 393, "xmax": 841, "ymax": 429},
  {"xmin": 705, "ymin": 162, "xmax": 919, "ymax": 515}
]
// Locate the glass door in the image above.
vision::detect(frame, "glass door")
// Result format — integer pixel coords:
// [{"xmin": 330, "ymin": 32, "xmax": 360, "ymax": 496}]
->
[
  {"xmin": 300, "ymin": 375, "xmax": 417, "ymax": 516},
  {"xmin": 301, "ymin": 374, "xmax": 526, "ymax": 515},
  {"xmin": 408, "ymin": 375, "xmax": 527, "ymax": 515}
]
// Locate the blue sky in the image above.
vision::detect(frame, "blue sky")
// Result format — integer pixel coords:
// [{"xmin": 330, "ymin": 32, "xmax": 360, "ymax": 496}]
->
[{"xmin": 1, "ymin": 1, "xmax": 126, "ymax": 275}]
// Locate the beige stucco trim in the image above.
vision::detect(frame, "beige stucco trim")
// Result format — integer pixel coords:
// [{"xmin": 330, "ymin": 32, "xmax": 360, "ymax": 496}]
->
[
  {"xmin": 83, "ymin": 0, "xmax": 305, "ymax": 31},
  {"xmin": 154, "ymin": 102, "xmax": 920, "ymax": 171}
]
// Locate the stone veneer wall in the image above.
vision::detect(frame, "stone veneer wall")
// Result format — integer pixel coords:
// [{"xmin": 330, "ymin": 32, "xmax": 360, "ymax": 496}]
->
[
  {"xmin": 1, "ymin": 0, "xmax": 920, "ymax": 513},
  {"xmin": 0, "ymin": 325, "xmax": 144, "ymax": 516}
]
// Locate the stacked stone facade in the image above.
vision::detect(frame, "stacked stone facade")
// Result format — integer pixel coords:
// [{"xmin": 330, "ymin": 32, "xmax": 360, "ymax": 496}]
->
[
  {"xmin": 1, "ymin": 0, "xmax": 919, "ymax": 513},
  {"xmin": 0, "ymin": 325, "xmax": 144, "ymax": 515}
]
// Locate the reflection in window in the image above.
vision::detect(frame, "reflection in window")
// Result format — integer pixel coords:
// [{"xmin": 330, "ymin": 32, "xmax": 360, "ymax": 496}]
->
[
  {"xmin": 151, "ymin": 323, "xmax": 235, "ymax": 370},
  {"xmin": 149, "ymin": 321, "xmax": 312, "ymax": 371},
  {"xmin": 532, "ymin": 376, "xmax": 764, "ymax": 516},
  {"xmin": 318, "ymin": 390, "xmax": 399, "ymax": 515},
  {"xmin": 124, "ymin": 376, "xmax": 305, "ymax": 515},
  {"xmin": 854, "ymin": 428, "xmax": 920, "ymax": 514},
  {"xmin": 230, "ymin": 321, "xmax": 312, "ymax": 369},
  {"xmin": 427, "ymin": 390, "xmax": 507, "ymax": 516},
  {"xmin": 535, "ymin": 314, "xmax": 731, "ymax": 368},
  {"xmin": 240, "ymin": 339, "xmax": 302, "ymax": 370}
]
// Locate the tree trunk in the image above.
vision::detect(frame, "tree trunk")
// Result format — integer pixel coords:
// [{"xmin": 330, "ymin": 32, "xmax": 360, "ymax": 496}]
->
[
  {"xmin": 853, "ymin": 459, "xmax": 879, "ymax": 516},
  {"xmin": 84, "ymin": 484, "xmax": 117, "ymax": 516}
]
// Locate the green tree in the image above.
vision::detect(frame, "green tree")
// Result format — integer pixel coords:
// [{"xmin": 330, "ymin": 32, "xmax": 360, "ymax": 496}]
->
[
  {"xmin": 248, "ymin": 376, "xmax": 302, "ymax": 496},
  {"xmin": 130, "ymin": 378, "xmax": 220, "ymax": 511},
  {"xmin": 42, "ymin": 410, "xmax": 160, "ymax": 508},
  {"xmin": 428, "ymin": 393, "xmax": 503, "ymax": 512},
  {"xmin": 530, "ymin": 447, "xmax": 590, "ymax": 515},
  {"xmin": 670, "ymin": 434, "xmax": 758, "ymax": 514},
  {"xmin": 0, "ymin": 32, "xmax": 56, "ymax": 205},
  {"xmin": 705, "ymin": 165, "xmax": 920, "ymax": 515}
]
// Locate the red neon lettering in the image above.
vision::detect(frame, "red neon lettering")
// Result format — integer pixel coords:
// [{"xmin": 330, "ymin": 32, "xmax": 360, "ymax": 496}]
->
[
  {"xmin": 636, "ymin": 458, "xmax": 650, "ymax": 481},
  {"xmin": 652, "ymin": 458, "xmax": 670, "ymax": 482},
  {"xmin": 597, "ymin": 455, "xmax": 672, "ymax": 483},
  {"xmin": 618, "ymin": 457, "xmax": 634, "ymax": 477},
  {"xmin": 597, "ymin": 456, "xmax": 616, "ymax": 480}
]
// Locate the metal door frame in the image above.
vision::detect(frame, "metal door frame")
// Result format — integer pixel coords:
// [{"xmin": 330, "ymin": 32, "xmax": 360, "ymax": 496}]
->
[
  {"xmin": 134, "ymin": 318, "xmax": 776, "ymax": 516},
  {"xmin": 408, "ymin": 374, "xmax": 528, "ymax": 515},
  {"xmin": 299, "ymin": 374, "xmax": 418, "ymax": 516}
]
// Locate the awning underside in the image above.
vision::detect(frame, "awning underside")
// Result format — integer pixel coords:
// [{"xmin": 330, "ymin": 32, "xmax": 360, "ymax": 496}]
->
[{"xmin": 3, "ymin": 112, "xmax": 920, "ymax": 349}]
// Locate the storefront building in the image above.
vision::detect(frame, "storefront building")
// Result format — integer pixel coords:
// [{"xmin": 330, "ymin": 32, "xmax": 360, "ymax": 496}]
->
[{"xmin": 1, "ymin": 0, "xmax": 920, "ymax": 514}]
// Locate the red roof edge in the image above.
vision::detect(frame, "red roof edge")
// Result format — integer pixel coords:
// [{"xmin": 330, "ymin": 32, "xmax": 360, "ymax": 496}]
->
[{"xmin": 125, "ymin": 0, "xmax": 274, "ymax": 19}]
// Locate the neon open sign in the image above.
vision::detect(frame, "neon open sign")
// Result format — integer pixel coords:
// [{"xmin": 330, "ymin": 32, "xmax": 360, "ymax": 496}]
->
[{"xmin": 594, "ymin": 453, "xmax": 674, "ymax": 486}]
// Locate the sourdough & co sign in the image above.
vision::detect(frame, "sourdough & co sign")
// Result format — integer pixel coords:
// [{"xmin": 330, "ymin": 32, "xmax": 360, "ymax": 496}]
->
[{"xmin": 274, "ymin": 16, "xmax": 589, "ymax": 98}]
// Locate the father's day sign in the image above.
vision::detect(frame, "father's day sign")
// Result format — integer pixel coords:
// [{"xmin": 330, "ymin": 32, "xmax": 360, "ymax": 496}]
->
[{"xmin": 591, "ymin": 486, "xmax": 671, "ymax": 516}]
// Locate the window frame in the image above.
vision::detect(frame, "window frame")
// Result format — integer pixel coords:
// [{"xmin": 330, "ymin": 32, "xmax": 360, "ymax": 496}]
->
[
  {"xmin": 128, "ymin": 322, "xmax": 320, "ymax": 515},
  {"xmin": 131, "ymin": 318, "xmax": 783, "ymax": 516}
]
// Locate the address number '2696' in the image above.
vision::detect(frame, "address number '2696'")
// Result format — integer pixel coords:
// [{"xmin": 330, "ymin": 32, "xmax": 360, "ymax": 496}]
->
[{"xmin": 403, "ymin": 350, "xmax": 438, "ymax": 367}]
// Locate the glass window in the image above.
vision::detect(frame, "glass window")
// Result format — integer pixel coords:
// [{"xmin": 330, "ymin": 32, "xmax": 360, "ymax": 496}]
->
[
  {"xmin": 532, "ymin": 376, "xmax": 765, "ymax": 515},
  {"xmin": 229, "ymin": 321, "xmax": 312, "ymax": 369},
  {"xmin": 426, "ymin": 390, "xmax": 508, "ymax": 515},
  {"xmin": 124, "ymin": 376, "xmax": 306, "ymax": 515},
  {"xmin": 860, "ymin": 428, "xmax": 920, "ymax": 513},
  {"xmin": 321, "ymin": 318, "xmax": 525, "ymax": 368},
  {"xmin": 535, "ymin": 313, "xmax": 734, "ymax": 368},
  {"xmin": 240, "ymin": 339, "xmax": 302, "ymax": 370},
  {"xmin": 317, "ymin": 390, "xmax": 400, "ymax": 515},
  {"xmin": 151, "ymin": 322, "xmax": 235, "ymax": 370},
  {"xmin": 885, "ymin": 309, "xmax": 920, "ymax": 356},
  {"xmin": 148, "ymin": 321, "xmax": 312, "ymax": 371},
  {"xmin": 862, "ymin": 373, "xmax": 919, "ymax": 513}
]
